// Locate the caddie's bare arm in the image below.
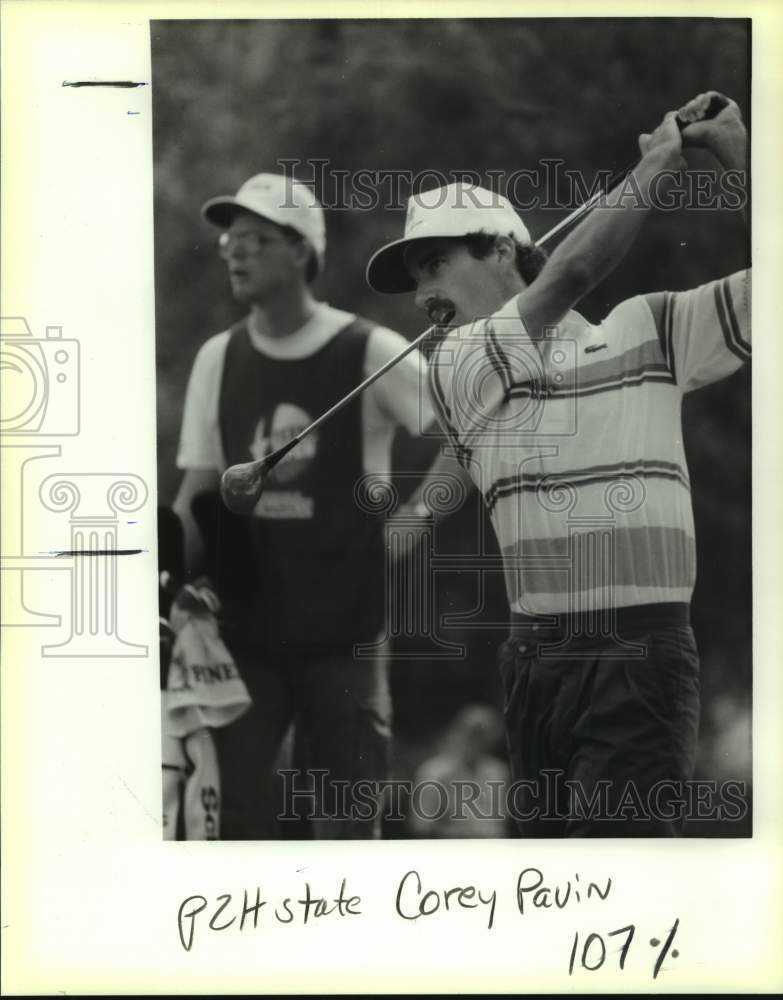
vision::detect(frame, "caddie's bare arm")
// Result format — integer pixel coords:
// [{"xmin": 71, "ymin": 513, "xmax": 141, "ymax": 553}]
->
[
  {"xmin": 173, "ymin": 467, "xmax": 220, "ymax": 578},
  {"xmin": 396, "ymin": 437, "xmax": 475, "ymax": 523},
  {"xmin": 516, "ymin": 112, "xmax": 686, "ymax": 340}
]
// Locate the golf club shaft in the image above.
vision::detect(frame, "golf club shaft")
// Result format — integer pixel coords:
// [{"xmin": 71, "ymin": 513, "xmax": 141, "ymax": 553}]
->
[{"xmin": 282, "ymin": 326, "xmax": 434, "ymax": 452}]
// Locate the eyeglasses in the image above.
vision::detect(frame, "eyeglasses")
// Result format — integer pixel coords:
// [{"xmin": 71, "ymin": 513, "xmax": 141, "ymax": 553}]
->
[{"xmin": 217, "ymin": 230, "xmax": 297, "ymax": 259}]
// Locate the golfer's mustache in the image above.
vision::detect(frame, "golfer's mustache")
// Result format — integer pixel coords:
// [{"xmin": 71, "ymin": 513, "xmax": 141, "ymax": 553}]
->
[{"xmin": 427, "ymin": 299, "xmax": 457, "ymax": 325}]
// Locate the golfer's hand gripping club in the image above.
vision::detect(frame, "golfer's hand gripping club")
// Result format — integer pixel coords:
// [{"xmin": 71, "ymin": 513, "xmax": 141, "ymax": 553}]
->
[{"xmin": 676, "ymin": 91, "xmax": 730, "ymax": 132}]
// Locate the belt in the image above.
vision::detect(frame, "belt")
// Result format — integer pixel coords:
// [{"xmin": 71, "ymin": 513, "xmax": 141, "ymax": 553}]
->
[{"xmin": 509, "ymin": 602, "xmax": 690, "ymax": 639}]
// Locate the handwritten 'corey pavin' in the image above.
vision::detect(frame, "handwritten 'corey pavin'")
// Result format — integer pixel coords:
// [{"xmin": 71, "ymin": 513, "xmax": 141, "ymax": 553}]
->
[{"xmin": 394, "ymin": 868, "xmax": 612, "ymax": 930}]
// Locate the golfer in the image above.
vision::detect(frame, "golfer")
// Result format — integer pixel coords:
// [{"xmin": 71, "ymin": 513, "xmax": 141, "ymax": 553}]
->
[
  {"xmin": 174, "ymin": 172, "xmax": 443, "ymax": 839},
  {"xmin": 366, "ymin": 93, "xmax": 750, "ymax": 836}
]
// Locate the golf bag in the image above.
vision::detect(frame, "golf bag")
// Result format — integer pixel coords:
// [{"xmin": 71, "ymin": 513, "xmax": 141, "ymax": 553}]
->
[{"xmin": 158, "ymin": 507, "xmax": 251, "ymax": 840}]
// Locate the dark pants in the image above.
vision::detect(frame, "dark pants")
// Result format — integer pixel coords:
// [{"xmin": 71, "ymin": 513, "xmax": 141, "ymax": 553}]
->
[
  {"xmin": 498, "ymin": 619, "xmax": 700, "ymax": 837},
  {"xmin": 215, "ymin": 644, "xmax": 391, "ymax": 840}
]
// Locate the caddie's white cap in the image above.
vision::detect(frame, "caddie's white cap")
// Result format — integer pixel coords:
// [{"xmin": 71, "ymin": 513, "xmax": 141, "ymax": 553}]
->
[
  {"xmin": 366, "ymin": 183, "xmax": 531, "ymax": 294},
  {"xmin": 201, "ymin": 172, "xmax": 326, "ymax": 267}
]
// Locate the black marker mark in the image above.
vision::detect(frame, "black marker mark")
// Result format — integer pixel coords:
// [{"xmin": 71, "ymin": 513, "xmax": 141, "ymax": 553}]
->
[
  {"xmin": 54, "ymin": 549, "xmax": 143, "ymax": 557},
  {"xmin": 62, "ymin": 80, "xmax": 147, "ymax": 88}
]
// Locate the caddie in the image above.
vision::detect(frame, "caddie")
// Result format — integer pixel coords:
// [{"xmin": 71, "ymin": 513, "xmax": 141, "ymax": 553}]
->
[{"xmin": 174, "ymin": 171, "xmax": 446, "ymax": 839}]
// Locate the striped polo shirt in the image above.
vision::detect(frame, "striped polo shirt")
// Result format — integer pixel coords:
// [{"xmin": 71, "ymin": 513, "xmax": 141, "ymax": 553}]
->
[{"xmin": 427, "ymin": 270, "xmax": 751, "ymax": 615}]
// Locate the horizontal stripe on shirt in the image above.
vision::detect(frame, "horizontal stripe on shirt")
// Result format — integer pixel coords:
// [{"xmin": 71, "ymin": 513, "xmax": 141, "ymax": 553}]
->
[
  {"xmin": 505, "ymin": 337, "xmax": 674, "ymax": 400},
  {"xmin": 485, "ymin": 459, "xmax": 691, "ymax": 515},
  {"xmin": 509, "ymin": 584, "xmax": 695, "ymax": 616},
  {"xmin": 508, "ymin": 366, "xmax": 675, "ymax": 403},
  {"xmin": 499, "ymin": 525, "xmax": 696, "ymax": 595}
]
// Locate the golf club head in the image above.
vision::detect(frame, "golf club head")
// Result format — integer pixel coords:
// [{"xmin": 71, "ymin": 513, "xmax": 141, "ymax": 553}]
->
[
  {"xmin": 219, "ymin": 435, "xmax": 302, "ymax": 515},
  {"xmin": 219, "ymin": 453, "xmax": 277, "ymax": 515}
]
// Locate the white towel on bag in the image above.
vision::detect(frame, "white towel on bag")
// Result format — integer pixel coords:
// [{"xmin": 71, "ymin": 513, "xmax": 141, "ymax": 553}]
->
[{"xmin": 161, "ymin": 600, "xmax": 252, "ymax": 840}]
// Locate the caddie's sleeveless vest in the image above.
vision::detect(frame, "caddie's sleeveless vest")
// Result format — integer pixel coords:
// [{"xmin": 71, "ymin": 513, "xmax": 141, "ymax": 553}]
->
[{"xmin": 218, "ymin": 316, "xmax": 385, "ymax": 653}]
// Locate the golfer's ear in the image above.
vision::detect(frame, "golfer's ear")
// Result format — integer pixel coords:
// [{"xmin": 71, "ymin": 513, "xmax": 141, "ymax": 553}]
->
[{"xmin": 494, "ymin": 235, "xmax": 516, "ymax": 264}]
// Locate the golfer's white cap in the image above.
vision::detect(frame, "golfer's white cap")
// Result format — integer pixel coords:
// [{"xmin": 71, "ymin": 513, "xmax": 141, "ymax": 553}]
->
[
  {"xmin": 367, "ymin": 183, "xmax": 531, "ymax": 294},
  {"xmin": 201, "ymin": 173, "xmax": 326, "ymax": 267}
]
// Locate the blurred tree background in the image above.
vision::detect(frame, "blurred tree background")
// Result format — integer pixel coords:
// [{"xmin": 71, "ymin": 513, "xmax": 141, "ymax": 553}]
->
[{"xmin": 152, "ymin": 18, "xmax": 751, "ymax": 835}]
